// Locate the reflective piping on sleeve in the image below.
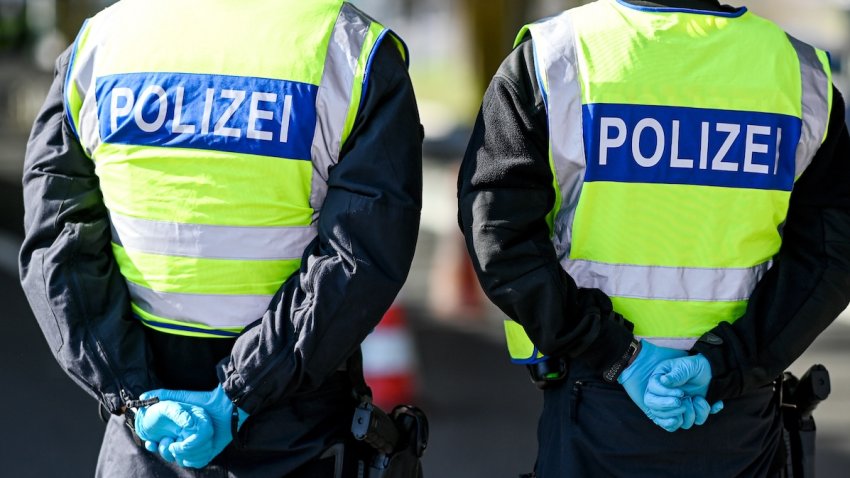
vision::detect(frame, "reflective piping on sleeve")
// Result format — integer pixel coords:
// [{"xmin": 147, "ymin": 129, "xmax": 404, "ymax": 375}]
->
[
  {"xmin": 392, "ymin": 32, "xmax": 410, "ymax": 68},
  {"xmin": 562, "ymin": 258, "xmax": 772, "ymax": 302},
  {"xmin": 310, "ymin": 2, "xmax": 370, "ymax": 215},
  {"xmin": 529, "ymin": 13, "xmax": 587, "ymax": 259},
  {"xmin": 109, "ymin": 212, "xmax": 316, "ymax": 260},
  {"xmin": 787, "ymin": 34, "xmax": 830, "ymax": 179},
  {"xmin": 127, "ymin": 282, "xmax": 273, "ymax": 328},
  {"xmin": 638, "ymin": 337, "xmax": 699, "ymax": 351},
  {"xmin": 361, "ymin": 28, "xmax": 393, "ymax": 103}
]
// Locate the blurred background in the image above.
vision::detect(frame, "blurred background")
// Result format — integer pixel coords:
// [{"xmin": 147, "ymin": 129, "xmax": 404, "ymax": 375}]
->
[{"xmin": 1, "ymin": 0, "xmax": 849, "ymax": 476}]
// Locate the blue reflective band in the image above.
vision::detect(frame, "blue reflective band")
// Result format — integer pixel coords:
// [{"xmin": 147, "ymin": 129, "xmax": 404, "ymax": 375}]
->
[
  {"xmin": 583, "ymin": 104, "xmax": 801, "ymax": 191},
  {"xmin": 96, "ymin": 72, "xmax": 318, "ymax": 160},
  {"xmin": 510, "ymin": 347, "xmax": 549, "ymax": 365},
  {"xmin": 134, "ymin": 314, "xmax": 240, "ymax": 338},
  {"xmin": 363, "ymin": 29, "xmax": 394, "ymax": 103},
  {"xmin": 614, "ymin": 0, "xmax": 748, "ymax": 18}
]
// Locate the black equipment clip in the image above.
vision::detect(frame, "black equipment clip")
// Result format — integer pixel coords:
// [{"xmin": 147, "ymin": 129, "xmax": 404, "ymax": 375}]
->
[
  {"xmin": 347, "ymin": 347, "xmax": 428, "ymax": 478},
  {"xmin": 780, "ymin": 364, "xmax": 830, "ymax": 478},
  {"xmin": 527, "ymin": 357, "xmax": 567, "ymax": 389},
  {"xmin": 353, "ymin": 399, "xmax": 401, "ymax": 457}
]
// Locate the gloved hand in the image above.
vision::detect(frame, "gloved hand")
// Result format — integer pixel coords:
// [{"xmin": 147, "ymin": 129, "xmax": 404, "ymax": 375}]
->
[
  {"xmin": 645, "ymin": 354, "xmax": 724, "ymax": 425},
  {"xmin": 135, "ymin": 400, "xmax": 214, "ymax": 466},
  {"xmin": 617, "ymin": 340, "xmax": 689, "ymax": 432},
  {"xmin": 693, "ymin": 395, "xmax": 724, "ymax": 425},
  {"xmin": 652, "ymin": 353, "xmax": 714, "ymax": 396},
  {"xmin": 140, "ymin": 385, "xmax": 249, "ymax": 468},
  {"xmin": 645, "ymin": 392, "xmax": 721, "ymax": 429}
]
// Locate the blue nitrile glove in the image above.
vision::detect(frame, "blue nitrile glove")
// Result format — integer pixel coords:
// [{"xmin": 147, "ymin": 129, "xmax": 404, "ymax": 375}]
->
[
  {"xmin": 645, "ymin": 394, "xmax": 717, "ymax": 430},
  {"xmin": 645, "ymin": 354, "xmax": 724, "ymax": 426},
  {"xmin": 618, "ymin": 340, "xmax": 689, "ymax": 432},
  {"xmin": 645, "ymin": 380, "xmax": 723, "ymax": 427},
  {"xmin": 140, "ymin": 385, "xmax": 249, "ymax": 468},
  {"xmin": 654, "ymin": 353, "xmax": 713, "ymax": 396},
  {"xmin": 692, "ymin": 395, "xmax": 724, "ymax": 426},
  {"xmin": 135, "ymin": 400, "xmax": 213, "ymax": 465}
]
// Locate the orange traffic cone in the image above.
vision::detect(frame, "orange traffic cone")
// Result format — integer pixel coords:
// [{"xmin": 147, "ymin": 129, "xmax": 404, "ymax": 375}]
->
[
  {"xmin": 427, "ymin": 231, "xmax": 487, "ymax": 322},
  {"xmin": 361, "ymin": 302, "xmax": 418, "ymax": 410}
]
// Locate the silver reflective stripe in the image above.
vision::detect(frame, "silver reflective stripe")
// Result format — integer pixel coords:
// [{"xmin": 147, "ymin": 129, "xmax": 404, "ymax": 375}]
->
[
  {"xmin": 639, "ymin": 337, "xmax": 698, "ymax": 351},
  {"xmin": 787, "ymin": 34, "xmax": 829, "ymax": 178},
  {"xmin": 72, "ymin": 24, "xmax": 104, "ymax": 156},
  {"xmin": 310, "ymin": 2, "xmax": 371, "ymax": 215},
  {"xmin": 562, "ymin": 258, "xmax": 771, "ymax": 302},
  {"xmin": 528, "ymin": 13, "xmax": 586, "ymax": 260},
  {"xmin": 110, "ymin": 212, "xmax": 316, "ymax": 260},
  {"xmin": 127, "ymin": 282, "xmax": 273, "ymax": 328}
]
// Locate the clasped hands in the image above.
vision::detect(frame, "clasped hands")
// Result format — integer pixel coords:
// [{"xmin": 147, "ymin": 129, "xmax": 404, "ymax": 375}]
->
[
  {"xmin": 619, "ymin": 341, "xmax": 724, "ymax": 432},
  {"xmin": 132, "ymin": 385, "xmax": 249, "ymax": 468}
]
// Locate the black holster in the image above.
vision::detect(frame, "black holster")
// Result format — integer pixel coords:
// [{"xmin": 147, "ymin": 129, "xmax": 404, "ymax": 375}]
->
[
  {"xmin": 346, "ymin": 349, "xmax": 429, "ymax": 478},
  {"xmin": 779, "ymin": 364, "xmax": 831, "ymax": 478},
  {"xmin": 351, "ymin": 401, "xmax": 428, "ymax": 478}
]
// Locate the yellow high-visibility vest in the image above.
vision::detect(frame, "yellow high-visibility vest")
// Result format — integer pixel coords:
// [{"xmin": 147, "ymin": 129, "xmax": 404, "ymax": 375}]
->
[
  {"xmin": 505, "ymin": 0, "xmax": 831, "ymax": 363},
  {"xmin": 64, "ymin": 0, "xmax": 406, "ymax": 338}
]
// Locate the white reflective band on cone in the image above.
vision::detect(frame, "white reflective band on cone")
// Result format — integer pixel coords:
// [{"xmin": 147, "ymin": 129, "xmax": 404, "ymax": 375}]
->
[{"xmin": 361, "ymin": 327, "xmax": 416, "ymax": 376}]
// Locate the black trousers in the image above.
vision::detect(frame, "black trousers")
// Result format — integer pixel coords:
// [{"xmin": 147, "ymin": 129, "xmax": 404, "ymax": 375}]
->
[{"xmin": 535, "ymin": 359, "xmax": 783, "ymax": 477}]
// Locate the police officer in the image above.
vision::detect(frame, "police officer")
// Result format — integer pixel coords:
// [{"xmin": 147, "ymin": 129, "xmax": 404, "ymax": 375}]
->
[
  {"xmin": 458, "ymin": 0, "xmax": 850, "ymax": 476},
  {"xmin": 20, "ymin": 0, "xmax": 422, "ymax": 475}
]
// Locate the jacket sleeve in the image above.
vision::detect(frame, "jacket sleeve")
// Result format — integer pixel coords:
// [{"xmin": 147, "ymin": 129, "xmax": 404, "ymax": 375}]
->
[
  {"xmin": 457, "ymin": 39, "xmax": 634, "ymax": 374},
  {"xmin": 218, "ymin": 39, "xmax": 423, "ymax": 414},
  {"xmin": 19, "ymin": 46, "xmax": 160, "ymax": 414},
  {"xmin": 694, "ymin": 88, "xmax": 850, "ymax": 402}
]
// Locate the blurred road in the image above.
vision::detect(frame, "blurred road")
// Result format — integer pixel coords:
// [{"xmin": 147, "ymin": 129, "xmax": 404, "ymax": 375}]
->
[{"xmin": 1, "ymin": 175, "xmax": 849, "ymax": 477}]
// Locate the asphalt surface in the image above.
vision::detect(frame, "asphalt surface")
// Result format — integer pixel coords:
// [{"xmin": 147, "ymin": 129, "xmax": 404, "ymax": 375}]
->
[{"xmin": 2, "ymin": 176, "xmax": 849, "ymax": 477}]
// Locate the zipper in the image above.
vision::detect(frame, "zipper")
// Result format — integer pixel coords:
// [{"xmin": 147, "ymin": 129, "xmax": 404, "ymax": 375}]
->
[
  {"xmin": 231, "ymin": 397, "xmax": 243, "ymax": 449},
  {"xmin": 570, "ymin": 381, "xmax": 583, "ymax": 422}
]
